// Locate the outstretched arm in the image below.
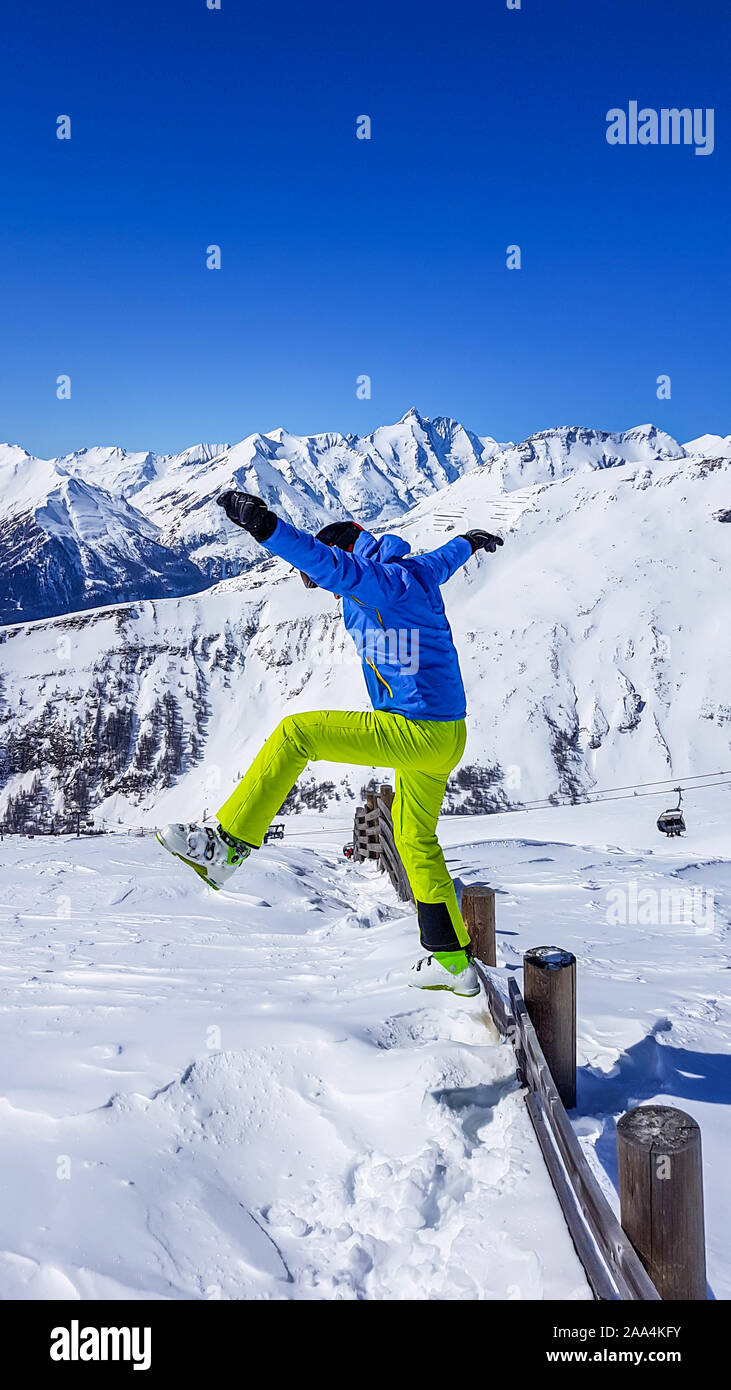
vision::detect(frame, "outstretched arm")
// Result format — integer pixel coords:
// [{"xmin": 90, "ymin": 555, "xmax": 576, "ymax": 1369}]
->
[
  {"xmin": 216, "ymin": 492, "xmax": 407, "ymax": 604},
  {"xmin": 408, "ymin": 530, "xmax": 504, "ymax": 587},
  {"xmin": 408, "ymin": 536, "xmax": 473, "ymax": 587}
]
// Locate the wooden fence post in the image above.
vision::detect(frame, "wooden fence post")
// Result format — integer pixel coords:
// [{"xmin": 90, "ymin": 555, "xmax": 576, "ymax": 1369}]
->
[
  {"xmin": 617, "ymin": 1105, "xmax": 707, "ymax": 1301},
  {"xmin": 462, "ymin": 885, "xmax": 496, "ymax": 967},
  {"xmin": 523, "ymin": 947, "xmax": 576, "ymax": 1109},
  {"xmin": 363, "ymin": 793, "xmax": 381, "ymax": 861},
  {"xmin": 353, "ymin": 807, "xmax": 367, "ymax": 862}
]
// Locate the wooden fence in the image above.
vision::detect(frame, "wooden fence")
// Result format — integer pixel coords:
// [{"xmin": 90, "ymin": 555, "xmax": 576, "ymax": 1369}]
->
[
  {"xmin": 495, "ymin": 966, "xmax": 659, "ymax": 1300},
  {"xmin": 348, "ymin": 797, "xmax": 707, "ymax": 1302},
  {"xmin": 353, "ymin": 784, "xmax": 412, "ymax": 903},
  {"xmin": 471, "ymin": 922, "xmax": 705, "ymax": 1301}
]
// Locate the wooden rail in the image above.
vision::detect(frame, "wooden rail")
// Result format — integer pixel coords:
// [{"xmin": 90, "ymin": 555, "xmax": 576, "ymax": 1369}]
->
[
  {"xmin": 348, "ymin": 807, "xmax": 702, "ymax": 1301},
  {"xmin": 471, "ymin": 954, "xmax": 659, "ymax": 1299}
]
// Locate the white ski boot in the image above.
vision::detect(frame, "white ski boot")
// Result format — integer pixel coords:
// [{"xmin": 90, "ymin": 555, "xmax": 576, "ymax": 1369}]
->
[
  {"xmin": 156, "ymin": 820, "xmax": 251, "ymax": 890},
  {"xmin": 409, "ymin": 952, "xmax": 480, "ymax": 997}
]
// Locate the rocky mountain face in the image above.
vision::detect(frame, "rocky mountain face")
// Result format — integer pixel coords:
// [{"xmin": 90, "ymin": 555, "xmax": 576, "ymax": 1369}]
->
[{"xmin": 1, "ymin": 418, "xmax": 728, "ymax": 831}]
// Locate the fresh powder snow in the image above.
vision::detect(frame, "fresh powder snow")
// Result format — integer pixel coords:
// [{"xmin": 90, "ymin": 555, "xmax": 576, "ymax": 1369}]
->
[
  {"xmin": 0, "ymin": 823, "xmax": 592, "ymax": 1301},
  {"xmin": 0, "ymin": 781, "xmax": 728, "ymax": 1298}
]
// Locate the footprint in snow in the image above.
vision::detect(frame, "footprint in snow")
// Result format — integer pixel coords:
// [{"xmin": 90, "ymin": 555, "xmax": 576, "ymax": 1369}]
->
[{"xmin": 364, "ymin": 1011, "xmax": 441, "ymax": 1050}]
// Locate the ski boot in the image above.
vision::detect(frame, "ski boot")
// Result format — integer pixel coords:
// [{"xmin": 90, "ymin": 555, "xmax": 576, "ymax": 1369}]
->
[
  {"xmin": 409, "ymin": 949, "xmax": 480, "ymax": 997},
  {"xmin": 156, "ymin": 820, "xmax": 251, "ymax": 890}
]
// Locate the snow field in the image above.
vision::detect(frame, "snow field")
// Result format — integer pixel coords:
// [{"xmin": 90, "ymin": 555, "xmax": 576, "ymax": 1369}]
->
[
  {"xmin": 1, "ymin": 783, "xmax": 728, "ymax": 1299},
  {"xmin": 0, "ymin": 832, "xmax": 589, "ymax": 1301}
]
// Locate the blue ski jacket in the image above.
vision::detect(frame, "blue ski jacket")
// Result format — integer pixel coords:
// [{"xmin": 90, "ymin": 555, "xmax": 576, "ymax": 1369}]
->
[{"xmin": 263, "ymin": 518, "xmax": 473, "ymax": 720}]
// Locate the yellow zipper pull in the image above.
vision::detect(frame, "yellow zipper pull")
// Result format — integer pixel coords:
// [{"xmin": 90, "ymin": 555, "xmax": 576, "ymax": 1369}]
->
[{"xmin": 365, "ymin": 659, "xmax": 393, "ymax": 698}]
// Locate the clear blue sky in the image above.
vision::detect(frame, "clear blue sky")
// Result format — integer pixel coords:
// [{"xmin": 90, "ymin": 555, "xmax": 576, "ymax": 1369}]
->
[{"xmin": 1, "ymin": 0, "xmax": 728, "ymax": 457}]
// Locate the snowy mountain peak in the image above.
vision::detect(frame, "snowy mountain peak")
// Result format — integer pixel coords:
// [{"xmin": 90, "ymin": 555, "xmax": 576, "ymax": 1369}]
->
[
  {"xmin": 683, "ymin": 433, "xmax": 731, "ymax": 459},
  {"xmin": 57, "ymin": 445, "xmax": 161, "ymax": 500},
  {"xmin": 619, "ymin": 422, "xmax": 685, "ymax": 454},
  {"xmin": 0, "ymin": 443, "xmax": 36, "ymax": 467},
  {"xmin": 164, "ymin": 443, "xmax": 230, "ymax": 467}
]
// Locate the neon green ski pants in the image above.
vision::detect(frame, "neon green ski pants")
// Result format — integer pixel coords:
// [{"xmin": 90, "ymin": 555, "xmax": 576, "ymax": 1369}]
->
[{"xmin": 216, "ymin": 709, "xmax": 469, "ymax": 949}]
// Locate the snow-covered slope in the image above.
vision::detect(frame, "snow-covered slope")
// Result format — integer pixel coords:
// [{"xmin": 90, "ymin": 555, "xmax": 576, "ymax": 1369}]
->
[
  {"xmin": 442, "ymin": 785, "xmax": 731, "ymax": 1299},
  {"xmin": 1, "ymin": 785, "xmax": 728, "ymax": 1298},
  {"xmin": 0, "ymin": 436, "xmax": 728, "ymax": 830},
  {"xmin": 389, "ymin": 447, "xmax": 730, "ymax": 807},
  {"xmin": 0, "ymin": 828, "xmax": 592, "ymax": 1301}
]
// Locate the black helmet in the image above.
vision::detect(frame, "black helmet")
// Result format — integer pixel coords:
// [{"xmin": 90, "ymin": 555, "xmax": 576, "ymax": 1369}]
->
[{"xmin": 300, "ymin": 521, "xmax": 362, "ymax": 588}]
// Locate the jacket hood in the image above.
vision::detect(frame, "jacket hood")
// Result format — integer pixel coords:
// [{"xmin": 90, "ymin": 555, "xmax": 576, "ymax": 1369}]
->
[{"xmin": 353, "ymin": 530, "xmax": 411, "ymax": 563}]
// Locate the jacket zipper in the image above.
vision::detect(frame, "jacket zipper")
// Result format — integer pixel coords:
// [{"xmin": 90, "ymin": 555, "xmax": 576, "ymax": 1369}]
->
[
  {"xmin": 365, "ymin": 658, "xmax": 394, "ymax": 698},
  {"xmin": 352, "ymin": 599, "xmax": 392, "ymax": 696},
  {"xmin": 352, "ymin": 597, "xmax": 386, "ymax": 628}
]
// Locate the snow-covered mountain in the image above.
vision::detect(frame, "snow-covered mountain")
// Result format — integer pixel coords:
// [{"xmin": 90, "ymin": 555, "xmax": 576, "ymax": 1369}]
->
[
  {"xmin": 1, "ymin": 413, "xmax": 695, "ymax": 624},
  {"xmin": 483, "ymin": 424, "xmax": 685, "ymax": 492},
  {"xmin": 100, "ymin": 408, "xmax": 499, "ymax": 582},
  {"xmin": 0, "ymin": 412, "xmax": 499, "ymax": 620},
  {"xmin": 0, "ymin": 419, "xmax": 727, "ymax": 830},
  {"xmin": 0, "ymin": 456, "xmax": 208, "ymax": 626},
  {"xmin": 683, "ymin": 433, "xmax": 731, "ymax": 459}
]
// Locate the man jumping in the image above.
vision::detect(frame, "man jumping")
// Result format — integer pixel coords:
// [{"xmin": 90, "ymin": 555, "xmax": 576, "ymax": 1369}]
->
[{"xmin": 157, "ymin": 491, "xmax": 503, "ymax": 997}]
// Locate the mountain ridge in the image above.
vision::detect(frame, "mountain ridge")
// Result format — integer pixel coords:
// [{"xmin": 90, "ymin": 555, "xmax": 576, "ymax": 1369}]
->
[{"xmin": 0, "ymin": 412, "xmax": 699, "ymax": 625}]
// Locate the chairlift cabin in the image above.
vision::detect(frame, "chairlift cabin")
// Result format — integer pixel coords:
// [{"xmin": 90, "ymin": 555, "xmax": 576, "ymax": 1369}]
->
[{"xmin": 657, "ymin": 787, "xmax": 686, "ymax": 837}]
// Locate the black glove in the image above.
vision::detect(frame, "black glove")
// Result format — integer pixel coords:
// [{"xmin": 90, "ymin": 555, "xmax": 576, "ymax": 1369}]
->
[
  {"xmin": 217, "ymin": 491, "xmax": 278, "ymax": 543},
  {"xmin": 461, "ymin": 529, "xmax": 504, "ymax": 554}
]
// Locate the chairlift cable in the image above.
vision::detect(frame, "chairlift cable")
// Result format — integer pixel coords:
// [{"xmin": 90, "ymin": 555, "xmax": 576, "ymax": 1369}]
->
[{"xmin": 248, "ymin": 771, "xmax": 731, "ymax": 840}]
